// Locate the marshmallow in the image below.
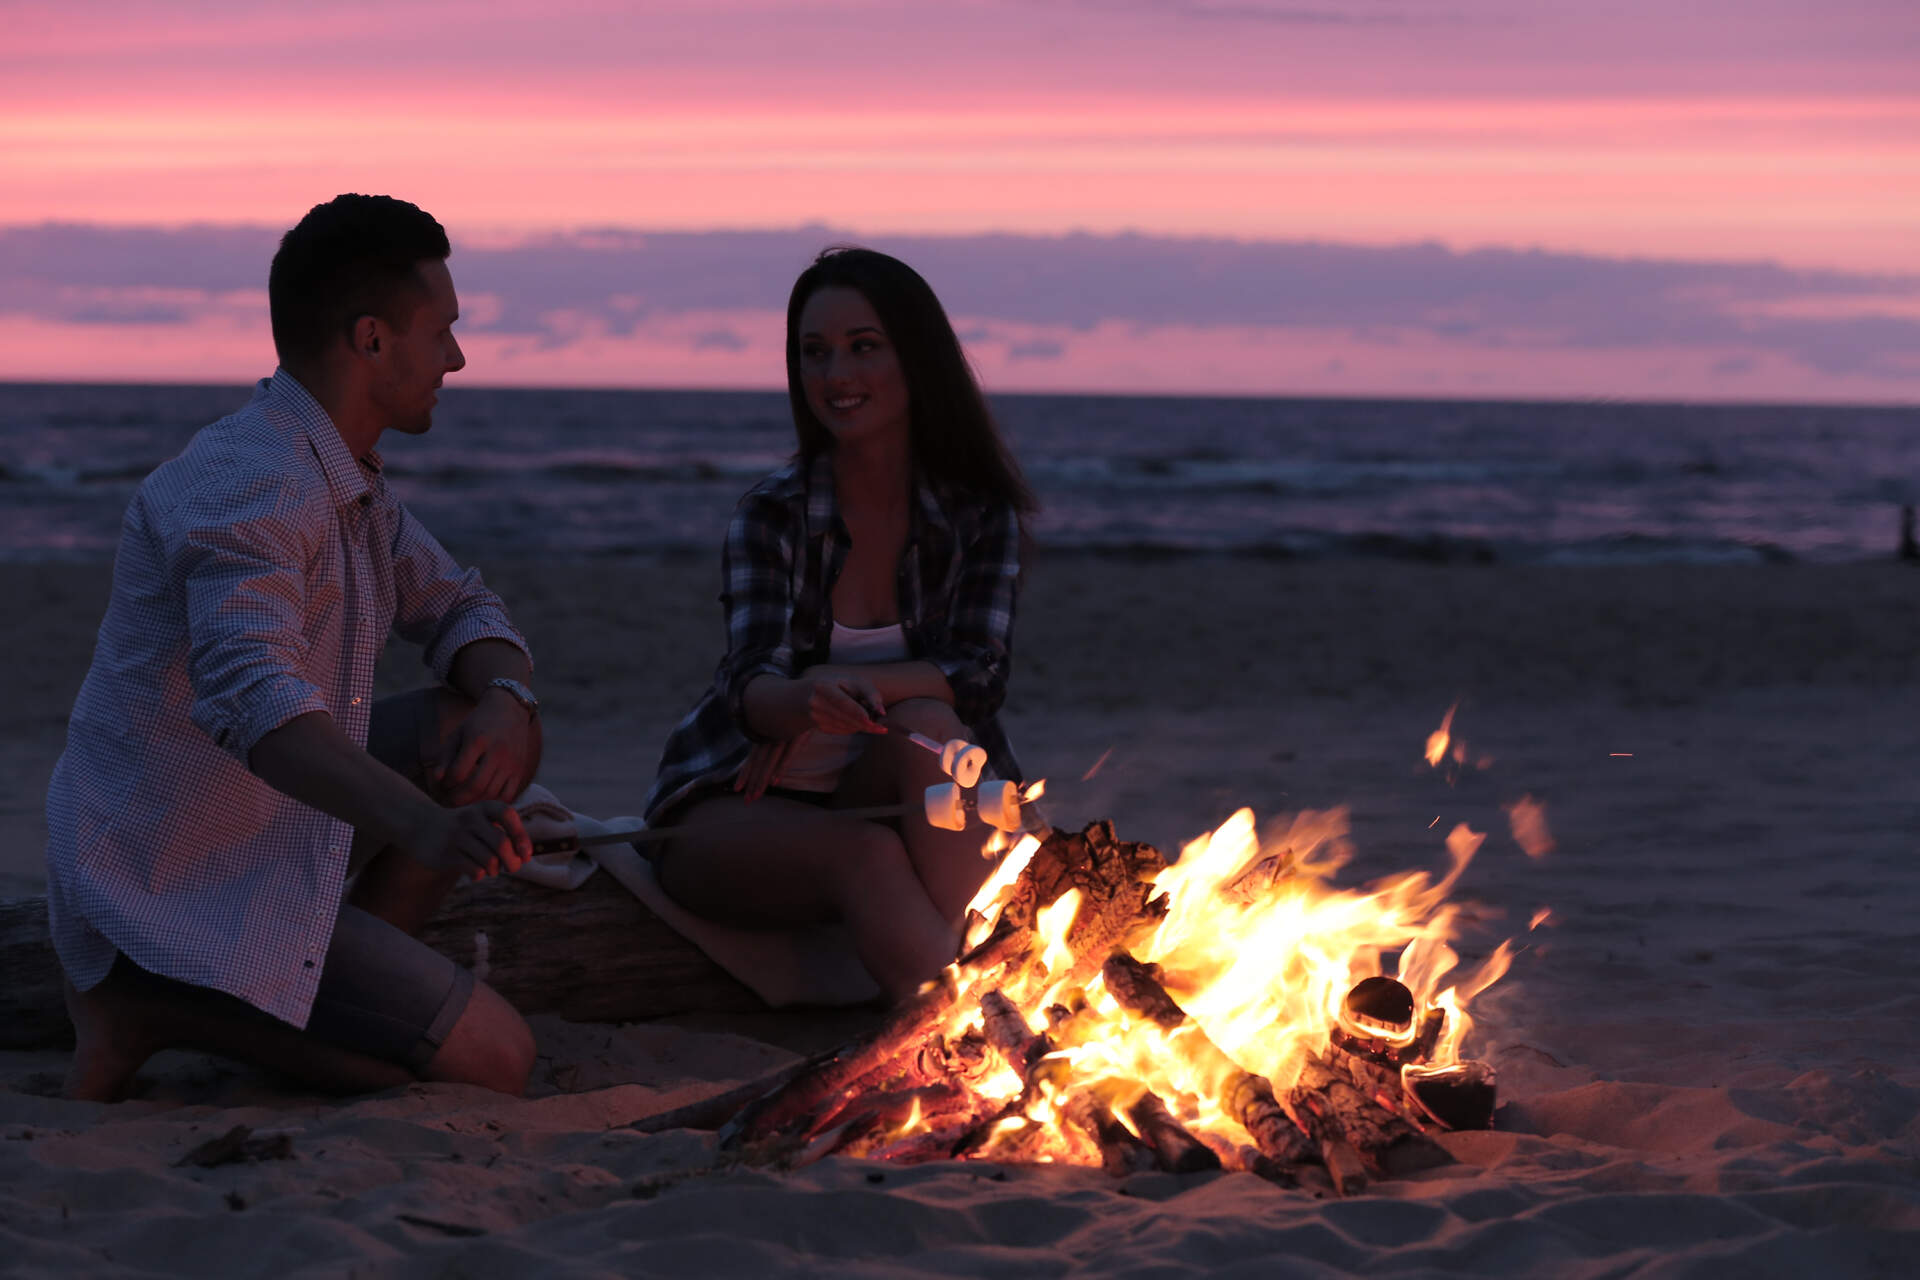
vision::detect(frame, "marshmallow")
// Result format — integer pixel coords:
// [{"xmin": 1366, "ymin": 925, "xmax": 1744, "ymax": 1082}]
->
[{"xmin": 923, "ymin": 782, "xmax": 968, "ymax": 831}]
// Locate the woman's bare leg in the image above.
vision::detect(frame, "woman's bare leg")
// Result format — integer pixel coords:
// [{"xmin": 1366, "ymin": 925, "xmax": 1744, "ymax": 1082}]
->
[
  {"xmin": 836, "ymin": 698, "xmax": 1000, "ymax": 927},
  {"xmin": 655, "ymin": 795, "xmax": 956, "ymax": 1001}
]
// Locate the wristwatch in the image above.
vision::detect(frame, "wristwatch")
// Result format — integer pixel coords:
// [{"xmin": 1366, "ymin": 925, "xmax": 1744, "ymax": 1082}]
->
[{"xmin": 486, "ymin": 677, "xmax": 540, "ymax": 718}]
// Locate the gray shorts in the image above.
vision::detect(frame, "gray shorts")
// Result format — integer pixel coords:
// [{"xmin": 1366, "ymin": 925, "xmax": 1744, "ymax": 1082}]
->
[{"xmin": 304, "ymin": 905, "xmax": 475, "ymax": 1072}]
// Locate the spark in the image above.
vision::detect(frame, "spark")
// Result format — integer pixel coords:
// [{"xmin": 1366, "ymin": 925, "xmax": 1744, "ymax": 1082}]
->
[{"xmin": 1081, "ymin": 747, "xmax": 1114, "ymax": 782}]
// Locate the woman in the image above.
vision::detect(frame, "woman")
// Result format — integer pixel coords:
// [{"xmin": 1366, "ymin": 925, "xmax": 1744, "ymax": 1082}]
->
[{"xmin": 643, "ymin": 247, "xmax": 1036, "ymax": 1001}]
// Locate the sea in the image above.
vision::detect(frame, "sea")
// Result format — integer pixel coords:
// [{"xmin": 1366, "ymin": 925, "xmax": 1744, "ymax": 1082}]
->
[{"xmin": 2, "ymin": 382, "xmax": 1915, "ymax": 566}]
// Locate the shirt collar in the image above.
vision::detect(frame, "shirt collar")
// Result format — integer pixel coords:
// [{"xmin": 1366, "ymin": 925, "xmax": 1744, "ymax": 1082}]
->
[
  {"xmin": 262, "ymin": 368, "xmax": 377, "ymax": 509},
  {"xmin": 803, "ymin": 450, "xmax": 952, "ymax": 538}
]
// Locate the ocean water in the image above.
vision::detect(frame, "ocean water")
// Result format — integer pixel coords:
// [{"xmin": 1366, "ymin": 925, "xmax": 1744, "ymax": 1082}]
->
[{"xmin": 1, "ymin": 382, "xmax": 1914, "ymax": 565}]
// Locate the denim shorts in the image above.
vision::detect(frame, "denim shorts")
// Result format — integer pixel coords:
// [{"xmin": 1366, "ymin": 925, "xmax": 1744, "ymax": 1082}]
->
[{"xmin": 304, "ymin": 905, "xmax": 475, "ymax": 1072}]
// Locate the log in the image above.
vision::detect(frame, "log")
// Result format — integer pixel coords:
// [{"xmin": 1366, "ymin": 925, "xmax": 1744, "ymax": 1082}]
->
[
  {"xmin": 1199, "ymin": 1132, "xmax": 1298, "ymax": 1188},
  {"xmin": 721, "ymin": 969, "xmax": 964, "ymax": 1148},
  {"xmin": 630, "ymin": 1051, "xmax": 840, "ymax": 1134},
  {"xmin": 1287, "ymin": 1052, "xmax": 1453, "ymax": 1181},
  {"xmin": 0, "ymin": 875, "xmax": 764, "ymax": 1051},
  {"xmin": 979, "ymin": 989, "xmax": 1052, "ymax": 1078},
  {"xmin": 724, "ymin": 822, "xmax": 1174, "ymax": 1154},
  {"xmin": 1064, "ymin": 1092, "xmax": 1157, "ymax": 1177},
  {"xmin": 1126, "ymin": 1091, "xmax": 1223, "ymax": 1175},
  {"xmin": 1100, "ymin": 953, "xmax": 1317, "ymax": 1169}
]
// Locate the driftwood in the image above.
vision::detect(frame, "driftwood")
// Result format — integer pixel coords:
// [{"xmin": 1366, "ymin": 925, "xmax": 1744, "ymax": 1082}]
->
[{"xmin": 0, "ymin": 872, "xmax": 762, "ymax": 1050}]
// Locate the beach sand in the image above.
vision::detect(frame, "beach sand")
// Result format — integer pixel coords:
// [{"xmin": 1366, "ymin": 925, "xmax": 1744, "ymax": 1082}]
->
[{"xmin": 3, "ymin": 554, "xmax": 1917, "ymax": 1276}]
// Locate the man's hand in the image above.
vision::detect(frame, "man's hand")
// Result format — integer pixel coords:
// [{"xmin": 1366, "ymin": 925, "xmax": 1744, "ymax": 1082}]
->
[
  {"xmin": 399, "ymin": 800, "xmax": 532, "ymax": 879},
  {"xmin": 430, "ymin": 689, "xmax": 537, "ymax": 805}
]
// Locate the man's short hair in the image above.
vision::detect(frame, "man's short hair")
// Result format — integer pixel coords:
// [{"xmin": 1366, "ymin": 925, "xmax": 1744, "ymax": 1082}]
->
[{"xmin": 268, "ymin": 194, "xmax": 451, "ymax": 369}]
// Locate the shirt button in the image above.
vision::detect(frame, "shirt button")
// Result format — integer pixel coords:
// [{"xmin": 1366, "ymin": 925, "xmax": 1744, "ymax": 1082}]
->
[
  {"xmin": 351, "ymin": 696, "xmax": 362, "ymax": 705},
  {"xmin": 304, "ymin": 960, "xmax": 315, "ymax": 969}
]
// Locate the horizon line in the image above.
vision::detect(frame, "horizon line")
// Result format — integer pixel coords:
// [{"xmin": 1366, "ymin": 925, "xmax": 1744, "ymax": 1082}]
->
[{"xmin": 1, "ymin": 376, "xmax": 1908, "ymax": 414}]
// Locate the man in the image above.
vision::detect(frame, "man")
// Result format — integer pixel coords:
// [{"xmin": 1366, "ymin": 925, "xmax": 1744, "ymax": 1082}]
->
[{"xmin": 46, "ymin": 194, "xmax": 544, "ymax": 1101}]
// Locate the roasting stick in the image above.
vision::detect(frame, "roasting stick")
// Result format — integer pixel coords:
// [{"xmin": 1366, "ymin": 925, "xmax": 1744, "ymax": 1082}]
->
[
  {"xmin": 529, "ymin": 806, "xmax": 908, "ymax": 855},
  {"xmin": 530, "ymin": 737, "xmax": 1043, "ymax": 857}
]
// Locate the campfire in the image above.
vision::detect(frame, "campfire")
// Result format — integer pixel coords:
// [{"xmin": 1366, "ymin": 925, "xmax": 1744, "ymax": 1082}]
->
[{"xmin": 721, "ymin": 770, "xmax": 1526, "ymax": 1196}]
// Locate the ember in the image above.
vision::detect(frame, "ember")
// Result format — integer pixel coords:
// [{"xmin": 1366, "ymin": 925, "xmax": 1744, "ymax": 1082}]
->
[{"xmin": 722, "ymin": 793, "xmax": 1526, "ymax": 1195}]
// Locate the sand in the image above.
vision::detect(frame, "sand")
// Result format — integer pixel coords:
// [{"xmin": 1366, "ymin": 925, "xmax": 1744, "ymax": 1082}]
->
[{"xmin": 3, "ymin": 554, "xmax": 1918, "ymax": 1276}]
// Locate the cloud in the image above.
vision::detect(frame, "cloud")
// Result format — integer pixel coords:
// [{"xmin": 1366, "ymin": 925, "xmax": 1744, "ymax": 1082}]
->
[
  {"xmin": 691, "ymin": 327, "xmax": 749, "ymax": 352},
  {"xmin": 2, "ymin": 221, "xmax": 1916, "ymax": 391}
]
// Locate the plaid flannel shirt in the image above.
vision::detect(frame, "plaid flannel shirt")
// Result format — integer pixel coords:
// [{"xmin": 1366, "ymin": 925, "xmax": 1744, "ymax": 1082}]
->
[
  {"xmin": 645, "ymin": 454, "xmax": 1023, "ymax": 824},
  {"xmin": 44, "ymin": 370, "xmax": 530, "ymax": 1028}
]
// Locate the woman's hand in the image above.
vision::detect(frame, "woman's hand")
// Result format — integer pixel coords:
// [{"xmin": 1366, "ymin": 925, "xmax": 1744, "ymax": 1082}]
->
[
  {"xmin": 801, "ymin": 667, "xmax": 888, "ymax": 735},
  {"xmin": 735, "ymin": 736, "xmax": 800, "ymax": 802}
]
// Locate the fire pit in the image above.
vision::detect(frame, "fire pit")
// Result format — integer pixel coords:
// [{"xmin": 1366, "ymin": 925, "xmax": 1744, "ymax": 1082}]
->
[{"xmin": 719, "ymin": 807, "xmax": 1519, "ymax": 1196}]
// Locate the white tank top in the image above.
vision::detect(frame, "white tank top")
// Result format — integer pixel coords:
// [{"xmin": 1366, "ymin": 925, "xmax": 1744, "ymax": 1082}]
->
[{"xmin": 777, "ymin": 621, "xmax": 911, "ymax": 792}]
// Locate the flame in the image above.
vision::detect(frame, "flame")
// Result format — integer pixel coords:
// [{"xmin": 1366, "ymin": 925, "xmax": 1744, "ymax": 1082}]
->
[
  {"xmin": 962, "ymin": 833, "xmax": 1039, "ymax": 951},
  {"xmin": 1503, "ymin": 794, "xmax": 1556, "ymax": 858},
  {"xmin": 1424, "ymin": 705, "xmax": 1457, "ymax": 767},
  {"xmin": 1036, "ymin": 889, "xmax": 1083, "ymax": 981},
  {"xmin": 883, "ymin": 724, "xmax": 1537, "ymax": 1167}
]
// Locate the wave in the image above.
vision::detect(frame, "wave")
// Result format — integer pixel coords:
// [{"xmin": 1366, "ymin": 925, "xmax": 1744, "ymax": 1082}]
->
[
  {"xmin": 382, "ymin": 450, "xmax": 788, "ymax": 486},
  {"xmin": 1028, "ymin": 454, "xmax": 1565, "ymax": 497},
  {"xmin": 1036, "ymin": 527, "xmax": 1799, "ymax": 566}
]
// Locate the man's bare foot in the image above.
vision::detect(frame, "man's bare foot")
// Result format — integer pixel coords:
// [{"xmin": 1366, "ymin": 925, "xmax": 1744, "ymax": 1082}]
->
[{"xmin": 62, "ymin": 973, "xmax": 161, "ymax": 1102}]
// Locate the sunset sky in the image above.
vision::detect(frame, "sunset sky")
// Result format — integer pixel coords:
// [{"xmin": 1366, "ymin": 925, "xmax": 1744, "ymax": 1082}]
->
[{"xmin": 4, "ymin": 0, "xmax": 1915, "ymax": 401}]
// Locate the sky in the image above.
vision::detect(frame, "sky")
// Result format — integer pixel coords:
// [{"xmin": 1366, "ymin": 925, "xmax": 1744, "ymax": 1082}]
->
[{"xmin": 3, "ymin": 0, "xmax": 1916, "ymax": 402}]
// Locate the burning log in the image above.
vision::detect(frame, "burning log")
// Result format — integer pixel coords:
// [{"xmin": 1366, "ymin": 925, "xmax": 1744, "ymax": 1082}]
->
[
  {"xmin": 1286, "ymin": 1052, "xmax": 1453, "ymax": 1182},
  {"xmin": 720, "ymin": 970, "xmax": 964, "ymax": 1148},
  {"xmin": 1201, "ymin": 1135, "xmax": 1298, "ymax": 1188},
  {"xmin": 1100, "ymin": 953, "xmax": 1316, "ymax": 1170},
  {"xmin": 1126, "ymin": 1091, "xmax": 1223, "ymax": 1175},
  {"xmin": 979, "ymin": 989, "xmax": 1051, "ymax": 1079},
  {"xmin": 1331, "ymin": 977, "xmax": 1497, "ymax": 1132},
  {"xmin": 972, "ymin": 821, "xmax": 1167, "ymax": 959},
  {"xmin": 1064, "ymin": 1092, "xmax": 1158, "ymax": 1177},
  {"xmin": 1403, "ymin": 1061, "xmax": 1499, "ymax": 1131},
  {"xmin": 713, "ymin": 811, "xmax": 1510, "ymax": 1193},
  {"xmin": 724, "ymin": 822, "xmax": 1167, "ymax": 1151}
]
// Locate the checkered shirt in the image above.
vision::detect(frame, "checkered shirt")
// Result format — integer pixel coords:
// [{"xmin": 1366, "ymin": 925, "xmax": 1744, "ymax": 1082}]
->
[
  {"xmin": 644, "ymin": 454, "xmax": 1024, "ymax": 824},
  {"xmin": 44, "ymin": 370, "xmax": 531, "ymax": 1028}
]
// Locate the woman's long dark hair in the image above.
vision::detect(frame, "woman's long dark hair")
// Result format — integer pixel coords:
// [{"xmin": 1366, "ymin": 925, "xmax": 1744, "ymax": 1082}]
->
[{"xmin": 786, "ymin": 247, "xmax": 1037, "ymax": 519}]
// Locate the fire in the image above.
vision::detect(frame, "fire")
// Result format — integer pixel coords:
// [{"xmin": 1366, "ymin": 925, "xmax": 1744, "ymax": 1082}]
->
[
  {"xmin": 901, "ymin": 765, "xmax": 1535, "ymax": 1168},
  {"xmin": 1424, "ymin": 705, "xmax": 1456, "ymax": 767}
]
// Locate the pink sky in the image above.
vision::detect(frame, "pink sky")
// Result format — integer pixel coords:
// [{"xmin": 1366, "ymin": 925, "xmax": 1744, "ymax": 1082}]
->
[{"xmin": 3, "ymin": 0, "xmax": 1916, "ymax": 400}]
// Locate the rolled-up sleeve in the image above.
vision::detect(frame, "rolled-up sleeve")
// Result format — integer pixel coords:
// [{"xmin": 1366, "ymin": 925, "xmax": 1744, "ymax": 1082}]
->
[
  {"xmin": 718, "ymin": 493, "xmax": 799, "ymax": 740},
  {"xmin": 386, "ymin": 501, "xmax": 531, "ymax": 681},
  {"xmin": 928, "ymin": 502, "xmax": 1022, "ymax": 726},
  {"xmin": 173, "ymin": 479, "xmax": 331, "ymax": 760}
]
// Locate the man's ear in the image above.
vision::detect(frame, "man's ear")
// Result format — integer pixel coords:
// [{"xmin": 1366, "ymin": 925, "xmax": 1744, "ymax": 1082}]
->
[{"xmin": 352, "ymin": 314, "xmax": 382, "ymax": 359}]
